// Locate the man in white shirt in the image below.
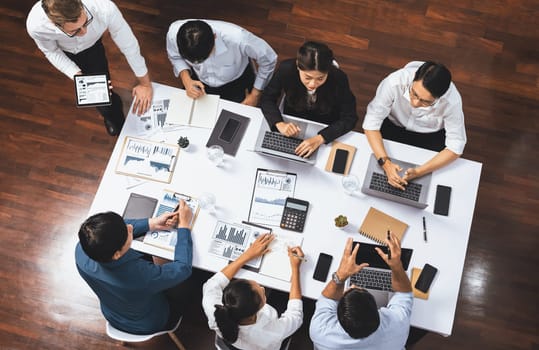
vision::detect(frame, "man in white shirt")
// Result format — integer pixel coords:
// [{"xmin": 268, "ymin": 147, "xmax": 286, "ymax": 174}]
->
[
  {"xmin": 310, "ymin": 237, "xmax": 413, "ymax": 350},
  {"xmin": 362, "ymin": 61, "xmax": 466, "ymax": 189},
  {"xmin": 166, "ymin": 19, "xmax": 277, "ymax": 106},
  {"xmin": 27, "ymin": 0, "xmax": 153, "ymax": 136}
]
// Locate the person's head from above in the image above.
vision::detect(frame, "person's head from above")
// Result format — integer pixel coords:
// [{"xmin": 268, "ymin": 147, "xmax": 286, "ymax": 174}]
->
[
  {"xmin": 41, "ymin": 0, "xmax": 93, "ymax": 38},
  {"xmin": 410, "ymin": 61, "xmax": 452, "ymax": 108},
  {"xmin": 78, "ymin": 212, "xmax": 132, "ymax": 263},
  {"xmin": 177, "ymin": 20, "xmax": 215, "ymax": 64},
  {"xmin": 337, "ymin": 286, "xmax": 380, "ymax": 339},
  {"xmin": 214, "ymin": 279, "xmax": 266, "ymax": 343},
  {"xmin": 296, "ymin": 41, "xmax": 335, "ymax": 92}
]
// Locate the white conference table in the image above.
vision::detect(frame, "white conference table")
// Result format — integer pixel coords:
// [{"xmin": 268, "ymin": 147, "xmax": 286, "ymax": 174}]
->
[{"xmin": 89, "ymin": 82, "xmax": 482, "ymax": 336}]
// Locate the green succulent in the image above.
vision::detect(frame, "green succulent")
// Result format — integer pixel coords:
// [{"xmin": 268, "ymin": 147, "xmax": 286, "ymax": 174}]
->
[{"xmin": 334, "ymin": 215, "xmax": 348, "ymax": 227}]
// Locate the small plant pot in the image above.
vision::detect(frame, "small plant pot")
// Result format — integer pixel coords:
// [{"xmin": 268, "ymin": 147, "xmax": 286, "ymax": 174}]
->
[
  {"xmin": 334, "ymin": 215, "xmax": 349, "ymax": 228},
  {"xmin": 177, "ymin": 137, "xmax": 190, "ymax": 150}
]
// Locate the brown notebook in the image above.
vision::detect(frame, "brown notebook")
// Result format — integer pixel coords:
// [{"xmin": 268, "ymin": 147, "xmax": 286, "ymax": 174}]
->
[{"xmin": 358, "ymin": 207, "xmax": 408, "ymax": 244}]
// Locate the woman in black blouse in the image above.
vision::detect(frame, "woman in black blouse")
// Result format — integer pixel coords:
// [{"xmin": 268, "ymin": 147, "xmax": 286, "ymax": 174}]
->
[{"xmin": 260, "ymin": 41, "xmax": 358, "ymax": 158}]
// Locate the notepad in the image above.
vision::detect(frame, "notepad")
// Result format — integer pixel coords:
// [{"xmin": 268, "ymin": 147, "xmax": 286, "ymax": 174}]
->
[
  {"xmin": 166, "ymin": 89, "xmax": 220, "ymax": 128},
  {"xmin": 259, "ymin": 231, "xmax": 304, "ymax": 282},
  {"xmin": 358, "ymin": 207, "xmax": 408, "ymax": 244}
]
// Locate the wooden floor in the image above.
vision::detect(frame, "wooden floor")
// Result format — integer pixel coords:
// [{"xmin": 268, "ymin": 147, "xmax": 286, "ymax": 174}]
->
[{"xmin": 1, "ymin": 0, "xmax": 538, "ymax": 349}]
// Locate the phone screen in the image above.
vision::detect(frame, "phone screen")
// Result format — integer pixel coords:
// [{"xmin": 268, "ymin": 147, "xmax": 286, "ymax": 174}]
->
[
  {"xmin": 219, "ymin": 118, "xmax": 240, "ymax": 143},
  {"xmin": 313, "ymin": 253, "xmax": 333, "ymax": 282},
  {"xmin": 415, "ymin": 263, "xmax": 438, "ymax": 293}
]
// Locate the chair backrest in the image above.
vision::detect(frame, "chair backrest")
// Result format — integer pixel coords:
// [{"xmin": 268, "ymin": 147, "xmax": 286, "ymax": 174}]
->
[
  {"xmin": 214, "ymin": 334, "xmax": 291, "ymax": 350},
  {"xmin": 106, "ymin": 316, "xmax": 183, "ymax": 342}
]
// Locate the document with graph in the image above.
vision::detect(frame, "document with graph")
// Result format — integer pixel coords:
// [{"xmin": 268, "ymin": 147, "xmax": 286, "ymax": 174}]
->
[
  {"xmin": 248, "ymin": 168, "xmax": 297, "ymax": 226},
  {"xmin": 208, "ymin": 221, "xmax": 272, "ymax": 269}
]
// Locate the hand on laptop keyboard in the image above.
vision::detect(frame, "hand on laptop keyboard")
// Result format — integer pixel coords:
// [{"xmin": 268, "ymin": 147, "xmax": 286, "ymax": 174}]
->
[
  {"xmin": 381, "ymin": 160, "xmax": 408, "ymax": 190},
  {"xmin": 276, "ymin": 121, "xmax": 301, "ymax": 137},
  {"xmin": 295, "ymin": 135, "xmax": 324, "ymax": 158}
]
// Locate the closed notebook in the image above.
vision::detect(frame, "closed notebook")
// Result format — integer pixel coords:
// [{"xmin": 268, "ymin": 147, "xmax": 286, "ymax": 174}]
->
[{"xmin": 358, "ymin": 207, "xmax": 408, "ymax": 244}]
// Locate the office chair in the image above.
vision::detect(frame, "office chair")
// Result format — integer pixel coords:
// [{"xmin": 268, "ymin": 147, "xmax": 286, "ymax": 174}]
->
[
  {"xmin": 215, "ymin": 334, "xmax": 291, "ymax": 350},
  {"xmin": 106, "ymin": 316, "xmax": 186, "ymax": 350}
]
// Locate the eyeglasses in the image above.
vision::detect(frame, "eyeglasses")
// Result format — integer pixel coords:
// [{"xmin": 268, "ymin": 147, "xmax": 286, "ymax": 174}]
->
[
  {"xmin": 409, "ymin": 85, "xmax": 437, "ymax": 107},
  {"xmin": 56, "ymin": 5, "xmax": 93, "ymax": 38}
]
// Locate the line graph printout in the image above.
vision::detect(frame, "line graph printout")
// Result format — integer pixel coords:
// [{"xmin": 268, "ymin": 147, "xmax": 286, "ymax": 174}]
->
[
  {"xmin": 248, "ymin": 169, "xmax": 297, "ymax": 226},
  {"xmin": 208, "ymin": 221, "xmax": 271, "ymax": 269}
]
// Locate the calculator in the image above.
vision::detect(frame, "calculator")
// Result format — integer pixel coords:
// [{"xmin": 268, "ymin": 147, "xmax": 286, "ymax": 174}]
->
[{"xmin": 280, "ymin": 197, "xmax": 309, "ymax": 232}]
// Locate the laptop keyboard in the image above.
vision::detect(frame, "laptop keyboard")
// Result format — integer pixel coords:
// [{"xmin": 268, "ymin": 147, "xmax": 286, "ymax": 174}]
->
[
  {"xmin": 350, "ymin": 269, "xmax": 393, "ymax": 291},
  {"xmin": 261, "ymin": 131, "xmax": 302, "ymax": 155},
  {"xmin": 369, "ymin": 172, "xmax": 422, "ymax": 202}
]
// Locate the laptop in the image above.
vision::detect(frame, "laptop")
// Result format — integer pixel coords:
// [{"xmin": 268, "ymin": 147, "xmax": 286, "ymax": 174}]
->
[
  {"xmin": 346, "ymin": 241, "xmax": 413, "ymax": 298},
  {"xmin": 361, "ymin": 153, "xmax": 432, "ymax": 209},
  {"xmin": 254, "ymin": 116, "xmax": 324, "ymax": 165}
]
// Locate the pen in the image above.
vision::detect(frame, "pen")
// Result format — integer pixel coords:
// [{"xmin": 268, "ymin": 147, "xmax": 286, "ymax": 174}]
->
[
  {"xmin": 292, "ymin": 253, "xmax": 307, "ymax": 262},
  {"xmin": 423, "ymin": 216, "xmax": 427, "ymax": 242},
  {"xmin": 387, "ymin": 229, "xmax": 391, "ymax": 260}
]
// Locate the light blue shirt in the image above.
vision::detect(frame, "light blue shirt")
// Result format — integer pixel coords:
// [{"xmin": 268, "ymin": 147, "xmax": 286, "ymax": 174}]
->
[
  {"xmin": 310, "ymin": 292, "xmax": 413, "ymax": 350},
  {"xmin": 166, "ymin": 19, "xmax": 277, "ymax": 90}
]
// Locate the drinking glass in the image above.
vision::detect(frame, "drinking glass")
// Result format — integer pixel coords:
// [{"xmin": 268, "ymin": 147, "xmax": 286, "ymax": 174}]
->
[
  {"xmin": 342, "ymin": 174, "xmax": 360, "ymax": 195},
  {"xmin": 207, "ymin": 145, "xmax": 224, "ymax": 166},
  {"xmin": 198, "ymin": 192, "xmax": 216, "ymax": 213}
]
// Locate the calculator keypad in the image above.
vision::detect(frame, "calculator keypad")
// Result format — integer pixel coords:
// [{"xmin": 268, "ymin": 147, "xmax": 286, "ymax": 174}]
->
[{"xmin": 280, "ymin": 209, "xmax": 307, "ymax": 232}]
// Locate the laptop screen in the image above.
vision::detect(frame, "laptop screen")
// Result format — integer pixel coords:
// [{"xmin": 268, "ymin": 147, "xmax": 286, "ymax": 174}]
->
[{"xmin": 353, "ymin": 241, "xmax": 413, "ymax": 270}]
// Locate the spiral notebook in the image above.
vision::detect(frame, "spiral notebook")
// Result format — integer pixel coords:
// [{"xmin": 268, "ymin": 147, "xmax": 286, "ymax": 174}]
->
[{"xmin": 358, "ymin": 207, "xmax": 408, "ymax": 244}]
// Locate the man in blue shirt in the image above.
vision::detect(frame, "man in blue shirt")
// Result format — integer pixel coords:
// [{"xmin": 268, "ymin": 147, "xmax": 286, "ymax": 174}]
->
[
  {"xmin": 75, "ymin": 200, "xmax": 193, "ymax": 334},
  {"xmin": 310, "ymin": 236, "xmax": 413, "ymax": 350}
]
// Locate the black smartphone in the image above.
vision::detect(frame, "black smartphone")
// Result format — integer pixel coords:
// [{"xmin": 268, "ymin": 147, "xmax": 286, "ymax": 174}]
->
[
  {"xmin": 313, "ymin": 253, "xmax": 333, "ymax": 282},
  {"xmin": 433, "ymin": 185, "xmax": 452, "ymax": 216},
  {"xmin": 415, "ymin": 263, "xmax": 438, "ymax": 293},
  {"xmin": 219, "ymin": 118, "xmax": 241, "ymax": 143},
  {"xmin": 332, "ymin": 149, "xmax": 349, "ymax": 174}
]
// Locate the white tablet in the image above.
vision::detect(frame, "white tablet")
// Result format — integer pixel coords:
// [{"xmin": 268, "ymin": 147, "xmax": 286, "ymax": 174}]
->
[{"xmin": 74, "ymin": 74, "xmax": 112, "ymax": 107}]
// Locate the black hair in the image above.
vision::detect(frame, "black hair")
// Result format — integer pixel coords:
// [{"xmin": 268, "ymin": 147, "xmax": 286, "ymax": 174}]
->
[
  {"xmin": 413, "ymin": 61, "xmax": 452, "ymax": 98},
  {"xmin": 286, "ymin": 41, "xmax": 337, "ymax": 114},
  {"xmin": 177, "ymin": 20, "xmax": 215, "ymax": 63},
  {"xmin": 337, "ymin": 288, "xmax": 380, "ymax": 339},
  {"xmin": 78, "ymin": 212, "xmax": 127, "ymax": 263},
  {"xmin": 214, "ymin": 279, "xmax": 262, "ymax": 344}
]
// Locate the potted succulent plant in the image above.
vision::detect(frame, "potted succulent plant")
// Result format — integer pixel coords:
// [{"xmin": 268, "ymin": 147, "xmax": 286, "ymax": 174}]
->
[
  {"xmin": 334, "ymin": 215, "xmax": 348, "ymax": 228},
  {"xmin": 177, "ymin": 136, "xmax": 190, "ymax": 150}
]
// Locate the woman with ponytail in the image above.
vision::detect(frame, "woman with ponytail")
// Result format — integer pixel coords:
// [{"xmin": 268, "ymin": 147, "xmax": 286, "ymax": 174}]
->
[
  {"xmin": 202, "ymin": 233, "xmax": 305, "ymax": 349},
  {"xmin": 260, "ymin": 41, "xmax": 358, "ymax": 158}
]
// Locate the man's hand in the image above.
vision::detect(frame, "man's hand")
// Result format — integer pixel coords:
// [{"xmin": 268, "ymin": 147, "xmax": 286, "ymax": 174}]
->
[
  {"xmin": 241, "ymin": 88, "xmax": 261, "ymax": 106},
  {"xmin": 275, "ymin": 121, "xmax": 301, "ymax": 137},
  {"xmin": 375, "ymin": 231, "xmax": 403, "ymax": 270},
  {"xmin": 336, "ymin": 238, "xmax": 369, "ymax": 281},
  {"xmin": 176, "ymin": 199, "xmax": 193, "ymax": 229},
  {"xmin": 132, "ymin": 81, "xmax": 153, "ymax": 116},
  {"xmin": 383, "ymin": 160, "xmax": 407, "ymax": 190},
  {"xmin": 149, "ymin": 210, "xmax": 179, "ymax": 231},
  {"xmin": 295, "ymin": 134, "xmax": 325, "ymax": 158},
  {"xmin": 242, "ymin": 233, "xmax": 274, "ymax": 261},
  {"xmin": 288, "ymin": 246, "xmax": 305, "ymax": 270}
]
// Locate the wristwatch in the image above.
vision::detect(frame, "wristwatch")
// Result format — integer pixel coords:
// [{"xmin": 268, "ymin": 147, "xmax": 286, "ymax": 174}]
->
[
  {"xmin": 332, "ymin": 271, "xmax": 345, "ymax": 285},
  {"xmin": 377, "ymin": 156, "xmax": 389, "ymax": 166}
]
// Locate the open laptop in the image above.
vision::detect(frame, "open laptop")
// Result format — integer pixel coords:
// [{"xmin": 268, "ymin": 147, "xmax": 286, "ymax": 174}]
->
[
  {"xmin": 346, "ymin": 242, "xmax": 413, "ymax": 305},
  {"xmin": 254, "ymin": 116, "xmax": 324, "ymax": 165},
  {"xmin": 361, "ymin": 153, "xmax": 432, "ymax": 209}
]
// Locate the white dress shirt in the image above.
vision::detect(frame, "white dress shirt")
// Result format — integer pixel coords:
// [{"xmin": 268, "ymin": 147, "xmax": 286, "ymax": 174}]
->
[
  {"xmin": 363, "ymin": 61, "xmax": 466, "ymax": 155},
  {"xmin": 202, "ymin": 272, "xmax": 303, "ymax": 350},
  {"xmin": 26, "ymin": 0, "xmax": 147, "ymax": 79},
  {"xmin": 310, "ymin": 292, "xmax": 413, "ymax": 350},
  {"xmin": 166, "ymin": 19, "xmax": 277, "ymax": 91}
]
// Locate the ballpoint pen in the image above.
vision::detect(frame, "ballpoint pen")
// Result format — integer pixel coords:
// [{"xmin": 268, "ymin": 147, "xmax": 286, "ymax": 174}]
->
[
  {"xmin": 292, "ymin": 253, "xmax": 307, "ymax": 262},
  {"xmin": 387, "ymin": 229, "xmax": 391, "ymax": 260},
  {"xmin": 423, "ymin": 216, "xmax": 427, "ymax": 242}
]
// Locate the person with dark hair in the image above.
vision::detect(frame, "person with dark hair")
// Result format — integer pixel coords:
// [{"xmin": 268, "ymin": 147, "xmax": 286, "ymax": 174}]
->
[
  {"xmin": 26, "ymin": 0, "xmax": 153, "ymax": 136},
  {"xmin": 362, "ymin": 61, "xmax": 466, "ymax": 189},
  {"xmin": 166, "ymin": 19, "xmax": 277, "ymax": 106},
  {"xmin": 310, "ymin": 237, "xmax": 413, "ymax": 349},
  {"xmin": 75, "ymin": 200, "xmax": 193, "ymax": 335},
  {"xmin": 202, "ymin": 233, "xmax": 304, "ymax": 350},
  {"xmin": 260, "ymin": 41, "xmax": 358, "ymax": 158}
]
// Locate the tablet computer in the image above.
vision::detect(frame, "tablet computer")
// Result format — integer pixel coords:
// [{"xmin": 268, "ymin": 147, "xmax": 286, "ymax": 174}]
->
[{"xmin": 74, "ymin": 73, "xmax": 112, "ymax": 107}]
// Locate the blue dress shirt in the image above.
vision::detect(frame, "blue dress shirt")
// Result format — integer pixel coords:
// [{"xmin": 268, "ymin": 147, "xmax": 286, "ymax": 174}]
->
[{"xmin": 75, "ymin": 218, "xmax": 192, "ymax": 334}]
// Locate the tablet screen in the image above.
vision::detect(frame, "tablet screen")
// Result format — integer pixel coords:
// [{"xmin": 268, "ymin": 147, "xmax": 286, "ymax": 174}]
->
[{"xmin": 74, "ymin": 74, "xmax": 112, "ymax": 107}]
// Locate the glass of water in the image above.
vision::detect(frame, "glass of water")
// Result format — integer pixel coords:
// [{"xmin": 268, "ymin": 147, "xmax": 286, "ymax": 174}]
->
[
  {"xmin": 198, "ymin": 192, "xmax": 216, "ymax": 213},
  {"xmin": 342, "ymin": 174, "xmax": 360, "ymax": 195},
  {"xmin": 207, "ymin": 145, "xmax": 224, "ymax": 166}
]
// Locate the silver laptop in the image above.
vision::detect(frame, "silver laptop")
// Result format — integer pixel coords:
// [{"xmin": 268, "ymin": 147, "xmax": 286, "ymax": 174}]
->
[
  {"xmin": 254, "ymin": 117, "xmax": 324, "ymax": 165},
  {"xmin": 361, "ymin": 154, "xmax": 432, "ymax": 209}
]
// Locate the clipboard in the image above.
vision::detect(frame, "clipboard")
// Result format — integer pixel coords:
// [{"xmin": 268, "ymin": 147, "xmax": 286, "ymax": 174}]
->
[{"xmin": 325, "ymin": 142, "xmax": 356, "ymax": 175}]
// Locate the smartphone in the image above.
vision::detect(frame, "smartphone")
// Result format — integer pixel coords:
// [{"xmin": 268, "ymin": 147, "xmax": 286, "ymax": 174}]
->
[
  {"xmin": 332, "ymin": 149, "xmax": 349, "ymax": 174},
  {"xmin": 219, "ymin": 118, "xmax": 241, "ymax": 143},
  {"xmin": 415, "ymin": 263, "xmax": 438, "ymax": 293},
  {"xmin": 433, "ymin": 185, "xmax": 452, "ymax": 216},
  {"xmin": 313, "ymin": 253, "xmax": 333, "ymax": 282}
]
